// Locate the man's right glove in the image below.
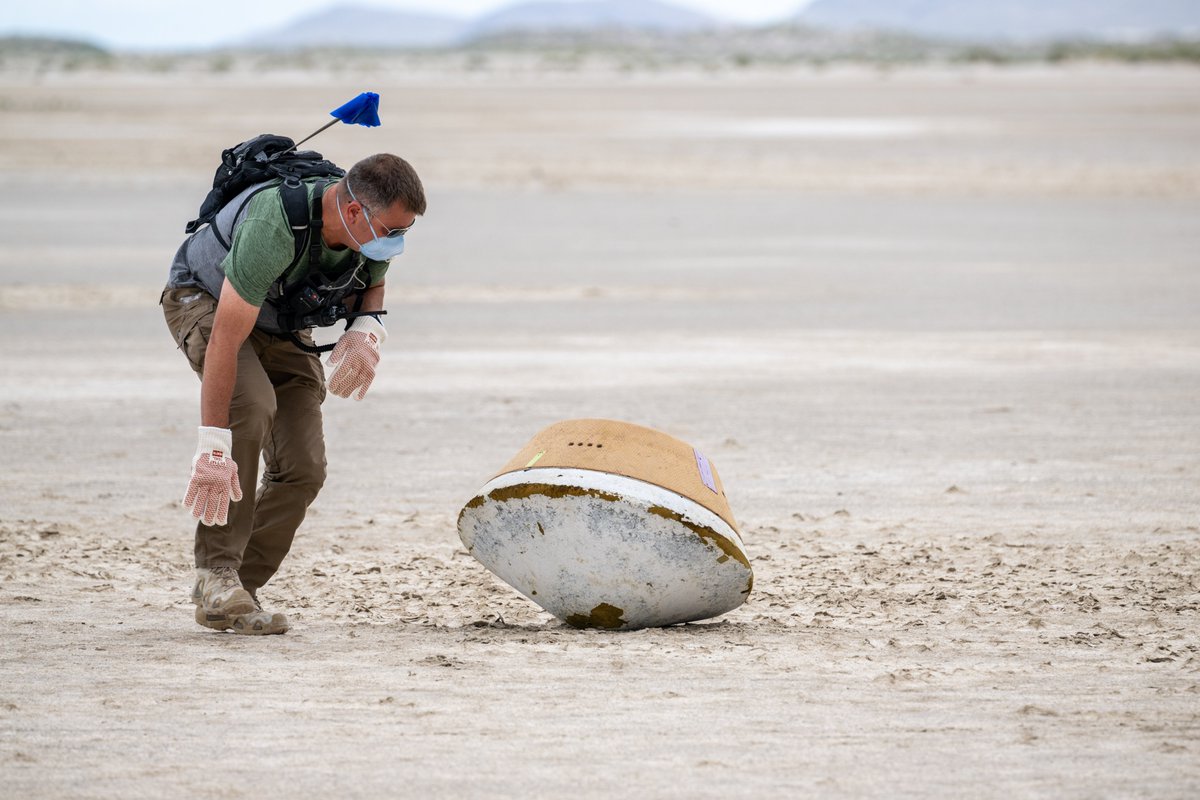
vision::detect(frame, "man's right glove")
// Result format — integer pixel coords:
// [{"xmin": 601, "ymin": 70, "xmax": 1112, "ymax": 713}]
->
[
  {"xmin": 183, "ymin": 426, "xmax": 242, "ymax": 527},
  {"xmin": 327, "ymin": 315, "xmax": 387, "ymax": 401}
]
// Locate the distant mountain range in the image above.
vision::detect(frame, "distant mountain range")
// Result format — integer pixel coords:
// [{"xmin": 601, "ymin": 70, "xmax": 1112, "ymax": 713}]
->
[
  {"xmin": 800, "ymin": 0, "xmax": 1200, "ymax": 41},
  {"xmin": 237, "ymin": 0, "xmax": 1200, "ymax": 50},
  {"xmin": 471, "ymin": 0, "xmax": 715, "ymax": 37},
  {"xmin": 241, "ymin": 1, "xmax": 717, "ymax": 49},
  {"xmin": 239, "ymin": 5, "xmax": 465, "ymax": 48}
]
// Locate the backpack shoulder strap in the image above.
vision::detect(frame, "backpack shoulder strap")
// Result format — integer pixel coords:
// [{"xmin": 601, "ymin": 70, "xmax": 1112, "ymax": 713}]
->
[
  {"xmin": 279, "ymin": 178, "xmax": 312, "ymax": 270},
  {"xmin": 307, "ymin": 179, "xmax": 328, "ymax": 273}
]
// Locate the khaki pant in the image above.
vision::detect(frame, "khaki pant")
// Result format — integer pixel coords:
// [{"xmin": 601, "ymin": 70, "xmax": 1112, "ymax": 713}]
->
[{"xmin": 161, "ymin": 286, "xmax": 327, "ymax": 593}]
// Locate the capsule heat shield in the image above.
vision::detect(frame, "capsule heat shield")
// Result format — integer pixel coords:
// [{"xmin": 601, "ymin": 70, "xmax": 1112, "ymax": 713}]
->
[{"xmin": 457, "ymin": 419, "xmax": 752, "ymax": 630}]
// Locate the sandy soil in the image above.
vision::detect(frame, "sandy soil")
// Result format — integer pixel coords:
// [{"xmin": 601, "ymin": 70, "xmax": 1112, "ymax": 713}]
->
[{"xmin": 1, "ymin": 64, "xmax": 1198, "ymax": 797}]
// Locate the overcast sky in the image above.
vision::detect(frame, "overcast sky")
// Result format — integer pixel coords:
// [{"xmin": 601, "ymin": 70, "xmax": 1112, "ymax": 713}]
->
[{"xmin": 3, "ymin": 0, "xmax": 815, "ymax": 50}]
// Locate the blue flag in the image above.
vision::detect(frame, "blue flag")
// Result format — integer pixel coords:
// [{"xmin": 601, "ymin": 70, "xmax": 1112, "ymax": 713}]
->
[
  {"xmin": 288, "ymin": 92, "xmax": 382, "ymax": 151},
  {"xmin": 331, "ymin": 92, "xmax": 381, "ymax": 127}
]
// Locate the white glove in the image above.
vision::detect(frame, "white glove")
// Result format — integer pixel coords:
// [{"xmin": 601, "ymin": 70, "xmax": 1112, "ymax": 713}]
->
[
  {"xmin": 327, "ymin": 316, "xmax": 386, "ymax": 401},
  {"xmin": 183, "ymin": 426, "xmax": 242, "ymax": 526}
]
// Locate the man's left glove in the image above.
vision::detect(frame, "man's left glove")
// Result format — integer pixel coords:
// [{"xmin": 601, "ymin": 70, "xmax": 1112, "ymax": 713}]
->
[
  {"xmin": 327, "ymin": 315, "xmax": 387, "ymax": 401},
  {"xmin": 183, "ymin": 426, "xmax": 242, "ymax": 526}
]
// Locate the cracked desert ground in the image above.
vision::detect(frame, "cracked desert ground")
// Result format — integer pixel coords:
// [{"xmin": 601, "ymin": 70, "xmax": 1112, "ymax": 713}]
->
[{"xmin": 1, "ymin": 62, "xmax": 1198, "ymax": 797}]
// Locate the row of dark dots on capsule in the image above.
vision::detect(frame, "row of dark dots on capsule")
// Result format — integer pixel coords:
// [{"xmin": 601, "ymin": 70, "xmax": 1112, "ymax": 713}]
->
[{"xmin": 567, "ymin": 442, "xmax": 603, "ymax": 448}]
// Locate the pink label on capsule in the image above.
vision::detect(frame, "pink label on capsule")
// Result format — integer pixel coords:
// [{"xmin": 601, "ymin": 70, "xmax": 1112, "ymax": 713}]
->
[{"xmin": 694, "ymin": 449, "xmax": 717, "ymax": 493}]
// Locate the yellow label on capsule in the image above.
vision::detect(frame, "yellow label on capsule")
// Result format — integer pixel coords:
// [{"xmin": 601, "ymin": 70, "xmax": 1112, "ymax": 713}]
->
[{"xmin": 525, "ymin": 451, "xmax": 546, "ymax": 468}]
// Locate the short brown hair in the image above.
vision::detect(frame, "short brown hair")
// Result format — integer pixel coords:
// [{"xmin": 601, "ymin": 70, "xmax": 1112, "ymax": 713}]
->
[{"xmin": 347, "ymin": 153, "xmax": 426, "ymax": 216}]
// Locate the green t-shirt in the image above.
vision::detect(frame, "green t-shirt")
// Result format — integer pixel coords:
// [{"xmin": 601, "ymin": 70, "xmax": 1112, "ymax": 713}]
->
[{"xmin": 223, "ymin": 180, "xmax": 389, "ymax": 307}]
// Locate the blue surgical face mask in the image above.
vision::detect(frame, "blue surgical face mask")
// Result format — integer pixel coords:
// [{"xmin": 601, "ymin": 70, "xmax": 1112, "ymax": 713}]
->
[{"xmin": 338, "ymin": 181, "xmax": 407, "ymax": 261}]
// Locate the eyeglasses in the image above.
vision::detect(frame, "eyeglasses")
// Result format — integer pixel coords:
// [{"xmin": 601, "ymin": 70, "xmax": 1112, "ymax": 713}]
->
[
  {"xmin": 361, "ymin": 202, "xmax": 415, "ymax": 239},
  {"xmin": 345, "ymin": 180, "xmax": 415, "ymax": 239}
]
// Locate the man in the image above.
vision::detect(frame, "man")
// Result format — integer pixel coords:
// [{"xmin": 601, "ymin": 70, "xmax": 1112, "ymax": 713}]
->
[{"xmin": 162, "ymin": 153, "xmax": 426, "ymax": 635}]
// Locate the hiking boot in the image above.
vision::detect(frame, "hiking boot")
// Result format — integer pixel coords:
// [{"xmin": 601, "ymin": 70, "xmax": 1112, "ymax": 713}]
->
[
  {"xmin": 193, "ymin": 604, "xmax": 289, "ymax": 635},
  {"xmin": 192, "ymin": 566, "xmax": 257, "ymax": 628}
]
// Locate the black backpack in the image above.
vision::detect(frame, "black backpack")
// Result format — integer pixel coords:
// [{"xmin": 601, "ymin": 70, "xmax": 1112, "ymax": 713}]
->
[
  {"xmin": 183, "ymin": 134, "xmax": 378, "ymax": 353},
  {"xmin": 184, "ymin": 133, "xmax": 344, "ymax": 235}
]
